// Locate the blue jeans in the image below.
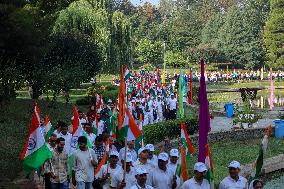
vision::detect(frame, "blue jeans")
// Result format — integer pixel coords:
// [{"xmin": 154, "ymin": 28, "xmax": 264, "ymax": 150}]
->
[
  {"xmin": 50, "ymin": 180, "xmax": 69, "ymax": 189},
  {"xmin": 76, "ymin": 181, "xmax": 92, "ymax": 189}
]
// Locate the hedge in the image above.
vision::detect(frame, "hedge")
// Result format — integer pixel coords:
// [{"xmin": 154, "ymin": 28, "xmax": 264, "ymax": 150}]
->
[{"xmin": 143, "ymin": 117, "xmax": 198, "ymax": 144}]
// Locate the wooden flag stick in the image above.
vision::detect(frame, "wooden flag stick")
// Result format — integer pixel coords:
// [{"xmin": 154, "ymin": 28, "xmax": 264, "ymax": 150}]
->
[{"xmin": 123, "ymin": 137, "xmax": 127, "ymax": 181}]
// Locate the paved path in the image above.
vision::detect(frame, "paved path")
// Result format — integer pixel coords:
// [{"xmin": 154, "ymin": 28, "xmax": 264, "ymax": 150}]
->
[{"xmin": 210, "ymin": 117, "xmax": 275, "ymax": 133}]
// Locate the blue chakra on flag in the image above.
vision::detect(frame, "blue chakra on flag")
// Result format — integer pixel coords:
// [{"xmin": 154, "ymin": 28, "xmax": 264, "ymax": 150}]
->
[
  {"xmin": 71, "ymin": 136, "xmax": 78, "ymax": 148},
  {"xmin": 28, "ymin": 138, "xmax": 36, "ymax": 150}
]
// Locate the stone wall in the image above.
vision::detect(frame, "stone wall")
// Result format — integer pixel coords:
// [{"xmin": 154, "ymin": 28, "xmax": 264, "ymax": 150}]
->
[{"xmin": 156, "ymin": 127, "xmax": 275, "ymax": 149}]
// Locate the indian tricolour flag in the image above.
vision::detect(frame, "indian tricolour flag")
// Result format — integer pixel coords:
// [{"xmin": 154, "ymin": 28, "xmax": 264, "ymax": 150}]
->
[
  {"xmin": 181, "ymin": 122, "xmax": 194, "ymax": 160},
  {"xmin": 252, "ymin": 125, "xmax": 272, "ymax": 179},
  {"xmin": 69, "ymin": 106, "xmax": 93, "ymax": 174},
  {"xmin": 70, "ymin": 106, "xmax": 93, "ymax": 155},
  {"xmin": 20, "ymin": 103, "xmax": 52, "ymax": 173},
  {"xmin": 118, "ymin": 107, "xmax": 142, "ymax": 150},
  {"xmin": 205, "ymin": 144, "xmax": 214, "ymax": 189},
  {"xmin": 44, "ymin": 115, "xmax": 54, "ymax": 140},
  {"xmin": 124, "ymin": 65, "xmax": 131, "ymax": 81}
]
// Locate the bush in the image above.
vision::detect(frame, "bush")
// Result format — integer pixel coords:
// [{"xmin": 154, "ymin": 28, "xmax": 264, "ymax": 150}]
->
[{"xmin": 143, "ymin": 117, "xmax": 198, "ymax": 144}]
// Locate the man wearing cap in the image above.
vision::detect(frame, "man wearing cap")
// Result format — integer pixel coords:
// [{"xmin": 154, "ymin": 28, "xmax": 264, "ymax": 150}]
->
[
  {"xmin": 119, "ymin": 141, "xmax": 138, "ymax": 165},
  {"xmin": 181, "ymin": 162, "xmax": 210, "ymax": 189},
  {"xmin": 110, "ymin": 152, "xmax": 136, "ymax": 189},
  {"xmin": 145, "ymin": 144, "xmax": 158, "ymax": 168},
  {"xmin": 148, "ymin": 152, "xmax": 179, "ymax": 189},
  {"xmin": 219, "ymin": 161, "xmax": 248, "ymax": 189},
  {"xmin": 167, "ymin": 93, "xmax": 177, "ymax": 120},
  {"xmin": 130, "ymin": 168, "xmax": 153, "ymax": 189},
  {"xmin": 167, "ymin": 149, "xmax": 179, "ymax": 174},
  {"xmin": 96, "ymin": 151, "xmax": 123, "ymax": 189},
  {"xmin": 133, "ymin": 147, "xmax": 154, "ymax": 177}
]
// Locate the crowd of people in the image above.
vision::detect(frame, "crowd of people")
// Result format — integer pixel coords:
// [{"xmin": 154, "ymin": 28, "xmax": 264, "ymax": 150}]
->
[
  {"xmin": 112, "ymin": 68, "xmax": 284, "ymax": 86},
  {"xmin": 42, "ymin": 127, "xmax": 265, "ymax": 189}
]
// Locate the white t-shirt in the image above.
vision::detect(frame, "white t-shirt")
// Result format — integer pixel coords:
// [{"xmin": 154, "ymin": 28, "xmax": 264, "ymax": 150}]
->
[
  {"xmin": 147, "ymin": 155, "xmax": 158, "ymax": 168},
  {"xmin": 96, "ymin": 164, "xmax": 123, "ymax": 189},
  {"xmin": 119, "ymin": 147, "xmax": 138, "ymax": 165},
  {"xmin": 167, "ymin": 162, "xmax": 177, "ymax": 174},
  {"xmin": 148, "ymin": 167, "xmax": 179, "ymax": 189},
  {"xmin": 98, "ymin": 120, "xmax": 105, "ymax": 135},
  {"xmin": 156, "ymin": 100, "xmax": 164, "ymax": 113},
  {"xmin": 168, "ymin": 98, "xmax": 177, "ymax": 110},
  {"xmin": 55, "ymin": 132, "xmax": 72, "ymax": 154},
  {"xmin": 86, "ymin": 133, "xmax": 96, "ymax": 145},
  {"xmin": 110, "ymin": 167, "xmax": 136, "ymax": 189},
  {"xmin": 219, "ymin": 176, "xmax": 248, "ymax": 189},
  {"xmin": 72, "ymin": 148, "xmax": 98, "ymax": 182},
  {"xmin": 133, "ymin": 159, "xmax": 155, "ymax": 185},
  {"xmin": 129, "ymin": 183, "xmax": 154, "ymax": 189},
  {"xmin": 181, "ymin": 178, "xmax": 210, "ymax": 189}
]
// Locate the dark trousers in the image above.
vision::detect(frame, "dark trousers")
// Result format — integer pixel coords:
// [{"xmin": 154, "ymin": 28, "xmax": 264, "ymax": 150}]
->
[
  {"xmin": 44, "ymin": 173, "xmax": 51, "ymax": 189},
  {"xmin": 169, "ymin": 109, "xmax": 177, "ymax": 119}
]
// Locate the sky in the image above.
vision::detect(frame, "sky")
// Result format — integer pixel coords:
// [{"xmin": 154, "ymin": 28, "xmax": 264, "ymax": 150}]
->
[{"xmin": 130, "ymin": 0, "xmax": 160, "ymax": 6}]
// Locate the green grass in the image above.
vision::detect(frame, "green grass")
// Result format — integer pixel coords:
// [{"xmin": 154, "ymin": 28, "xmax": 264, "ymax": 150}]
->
[
  {"xmin": 185, "ymin": 137, "xmax": 284, "ymax": 186},
  {"xmin": 1, "ymin": 98, "xmax": 284, "ymax": 187},
  {"xmin": 0, "ymin": 99, "xmax": 88, "ymax": 184}
]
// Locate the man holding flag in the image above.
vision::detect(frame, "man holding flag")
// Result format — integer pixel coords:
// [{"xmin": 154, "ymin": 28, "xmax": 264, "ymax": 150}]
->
[{"xmin": 181, "ymin": 162, "xmax": 210, "ymax": 189}]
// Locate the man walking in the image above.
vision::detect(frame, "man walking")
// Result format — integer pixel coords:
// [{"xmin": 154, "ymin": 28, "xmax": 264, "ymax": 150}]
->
[
  {"xmin": 72, "ymin": 136, "xmax": 98, "ymax": 189},
  {"xmin": 45, "ymin": 137, "xmax": 69, "ymax": 189}
]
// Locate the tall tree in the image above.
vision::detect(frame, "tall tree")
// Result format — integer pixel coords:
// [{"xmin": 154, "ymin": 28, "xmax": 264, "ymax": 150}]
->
[{"xmin": 264, "ymin": 0, "xmax": 284, "ymax": 69}]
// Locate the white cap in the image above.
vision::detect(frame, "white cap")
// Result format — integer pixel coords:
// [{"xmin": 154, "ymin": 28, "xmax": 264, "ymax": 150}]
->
[
  {"xmin": 158, "ymin": 152, "xmax": 169, "ymax": 161},
  {"xmin": 138, "ymin": 147, "xmax": 148, "ymax": 155},
  {"xmin": 108, "ymin": 99, "xmax": 112, "ymax": 103},
  {"xmin": 170, "ymin": 149, "xmax": 179, "ymax": 157},
  {"xmin": 121, "ymin": 152, "xmax": 133, "ymax": 162},
  {"xmin": 228, "ymin": 161, "xmax": 241, "ymax": 169},
  {"xmin": 109, "ymin": 150, "xmax": 119, "ymax": 157},
  {"xmin": 135, "ymin": 167, "xmax": 148, "ymax": 175},
  {"xmin": 171, "ymin": 93, "xmax": 174, "ymax": 96},
  {"xmin": 97, "ymin": 109, "xmax": 102, "ymax": 113},
  {"xmin": 145, "ymin": 144, "xmax": 154, "ymax": 152},
  {"xmin": 194, "ymin": 162, "xmax": 207, "ymax": 172}
]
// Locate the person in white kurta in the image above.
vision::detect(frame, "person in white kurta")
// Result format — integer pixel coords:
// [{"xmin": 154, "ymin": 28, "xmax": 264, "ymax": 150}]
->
[
  {"xmin": 110, "ymin": 153, "xmax": 136, "ymax": 189},
  {"xmin": 133, "ymin": 147, "xmax": 154, "ymax": 186},
  {"xmin": 148, "ymin": 153, "xmax": 179, "ymax": 189},
  {"xmin": 129, "ymin": 167, "xmax": 154, "ymax": 189},
  {"xmin": 219, "ymin": 161, "xmax": 248, "ymax": 189},
  {"xmin": 96, "ymin": 151, "xmax": 123, "ymax": 189},
  {"xmin": 181, "ymin": 162, "xmax": 210, "ymax": 189},
  {"xmin": 119, "ymin": 141, "xmax": 138, "ymax": 165},
  {"xmin": 155, "ymin": 96, "xmax": 164, "ymax": 122},
  {"xmin": 55, "ymin": 124, "xmax": 72, "ymax": 155},
  {"xmin": 145, "ymin": 144, "xmax": 158, "ymax": 168},
  {"xmin": 167, "ymin": 149, "xmax": 179, "ymax": 174},
  {"xmin": 83, "ymin": 123, "xmax": 96, "ymax": 145}
]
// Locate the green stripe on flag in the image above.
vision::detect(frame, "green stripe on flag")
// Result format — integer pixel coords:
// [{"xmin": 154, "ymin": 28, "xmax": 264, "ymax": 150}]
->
[
  {"xmin": 23, "ymin": 144, "xmax": 52, "ymax": 174},
  {"xmin": 117, "ymin": 126, "xmax": 129, "ymax": 141}
]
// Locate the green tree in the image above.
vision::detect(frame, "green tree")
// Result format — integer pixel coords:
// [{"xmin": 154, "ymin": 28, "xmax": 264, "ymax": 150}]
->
[
  {"xmin": 264, "ymin": 0, "xmax": 284, "ymax": 69},
  {"xmin": 43, "ymin": 31, "xmax": 101, "ymax": 101},
  {"xmin": 109, "ymin": 10, "xmax": 132, "ymax": 73},
  {"xmin": 135, "ymin": 39, "xmax": 163, "ymax": 66},
  {"xmin": 165, "ymin": 51, "xmax": 187, "ymax": 68},
  {"xmin": 218, "ymin": 3, "xmax": 268, "ymax": 69}
]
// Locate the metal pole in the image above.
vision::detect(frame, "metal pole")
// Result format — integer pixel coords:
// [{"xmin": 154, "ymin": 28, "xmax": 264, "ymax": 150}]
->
[{"xmin": 163, "ymin": 41, "xmax": 166, "ymax": 82}]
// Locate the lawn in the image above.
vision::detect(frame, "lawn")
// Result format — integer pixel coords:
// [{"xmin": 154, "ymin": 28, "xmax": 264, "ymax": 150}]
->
[
  {"xmin": 1, "ymin": 98, "xmax": 284, "ymax": 188},
  {"xmin": 185, "ymin": 137, "xmax": 284, "ymax": 187},
  {"xmin": 0, "ymin": 99, "xmax": 88, "ymax": 185}
]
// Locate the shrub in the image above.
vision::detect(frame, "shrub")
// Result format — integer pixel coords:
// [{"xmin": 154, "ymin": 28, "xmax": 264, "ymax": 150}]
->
[{"xmin": 143, "ymin": 117, "xmax": 198, "ymax": 144}]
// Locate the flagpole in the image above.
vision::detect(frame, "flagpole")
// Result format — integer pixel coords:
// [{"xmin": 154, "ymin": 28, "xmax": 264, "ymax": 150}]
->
[{"xmin": 123, "ymin": 137, "xmax": 127, "ymax": 181}]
